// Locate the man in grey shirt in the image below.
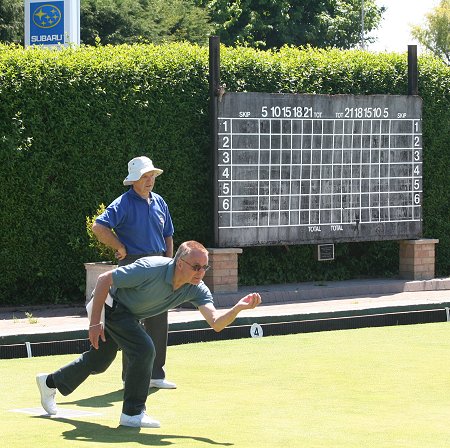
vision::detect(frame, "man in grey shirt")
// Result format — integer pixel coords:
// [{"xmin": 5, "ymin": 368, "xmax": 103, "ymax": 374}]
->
[{"xmin": 36, "ymin": 241, "xmax": 261, "ymax": 428}]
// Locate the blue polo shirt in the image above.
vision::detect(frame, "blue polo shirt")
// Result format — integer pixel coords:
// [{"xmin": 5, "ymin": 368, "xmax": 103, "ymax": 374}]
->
[
  {"xmin": 96, "ymin": 188, "xmax": 174, "ymax": 255},
  {"xmin": 110, "ymin": 257, "xmax": 214, "ymax": 319}
]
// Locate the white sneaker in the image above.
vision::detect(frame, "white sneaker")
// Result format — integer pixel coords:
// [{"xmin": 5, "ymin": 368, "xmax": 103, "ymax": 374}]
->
[
  {"xmin": 119, "ymin": 411, "xmax": 160, "ymax": 428},
  {"xmin": 36, "ymin": 373, "xmax": 57, "ymax": 415},
  {"xmin": 149, "ymin": 378, "xmax": 177, "ymax": 389}
]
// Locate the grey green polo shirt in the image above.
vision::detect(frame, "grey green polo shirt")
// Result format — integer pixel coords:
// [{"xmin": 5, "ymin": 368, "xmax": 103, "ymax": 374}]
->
[{"xmin": 110, "ymin": 256, "xmax": 213, "ymax": 319}]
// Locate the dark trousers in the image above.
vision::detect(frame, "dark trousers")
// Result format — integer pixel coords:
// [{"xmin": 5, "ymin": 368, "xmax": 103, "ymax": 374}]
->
[
  {"xmin": 119, "ymin": 254, "xmax": 168, "ymax": 381},
  {"xmin": 52, "ymin": 303, "xmax": 155, "ymax": 416}
]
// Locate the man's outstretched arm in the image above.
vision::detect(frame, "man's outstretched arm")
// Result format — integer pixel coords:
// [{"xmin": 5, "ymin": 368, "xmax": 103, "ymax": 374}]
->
[{"xmin": 198, "ymin": 293, "xmax": 262, "ymax": 332}]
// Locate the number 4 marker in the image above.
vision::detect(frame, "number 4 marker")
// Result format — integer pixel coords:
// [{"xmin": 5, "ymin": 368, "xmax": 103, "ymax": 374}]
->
[{"xmin": 250, "ymin": 323, "xmax": 263, "ymax": 338}]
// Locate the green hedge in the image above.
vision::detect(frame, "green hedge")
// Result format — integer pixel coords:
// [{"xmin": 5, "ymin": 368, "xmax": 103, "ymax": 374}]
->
[{"xmin": 0, "ymin": 43, "xmax": 448, "ymax": 305}]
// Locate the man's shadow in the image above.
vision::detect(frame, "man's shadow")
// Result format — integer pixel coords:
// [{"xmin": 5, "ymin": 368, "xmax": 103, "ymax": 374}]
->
[
  {"xmin": 33, "ymin": 416, "xmax": 234, "ymax": 446},
  {"xmin": 61, "ymin": 388, "xmax": 158, "ymax": 409}
]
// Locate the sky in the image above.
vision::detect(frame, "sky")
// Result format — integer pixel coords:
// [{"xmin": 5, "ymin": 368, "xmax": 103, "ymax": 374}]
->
[{"xmin": 367, "ymin": 0, "xmax": 441, "ymax": 53}]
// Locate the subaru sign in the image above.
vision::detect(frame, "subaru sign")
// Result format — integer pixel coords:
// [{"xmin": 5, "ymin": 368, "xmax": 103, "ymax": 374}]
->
[{"xmin": 25, "ymin": 0, "xmax": 80, "ymax": 48}]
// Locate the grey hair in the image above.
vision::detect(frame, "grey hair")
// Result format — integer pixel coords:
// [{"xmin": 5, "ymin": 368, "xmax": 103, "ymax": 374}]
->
[{"xmin": 173, "ymin": 241, "xmax": 208, "ymax": 262}]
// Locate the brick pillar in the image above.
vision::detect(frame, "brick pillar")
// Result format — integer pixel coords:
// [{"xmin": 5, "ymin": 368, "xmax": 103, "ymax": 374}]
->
[
  {"xmin": 399, "ymin": 239, "xmax": 439, "ymax": 280},
  {"xmin": 203, "ymin": 248, "xmax": 243, "ymax": 293}
]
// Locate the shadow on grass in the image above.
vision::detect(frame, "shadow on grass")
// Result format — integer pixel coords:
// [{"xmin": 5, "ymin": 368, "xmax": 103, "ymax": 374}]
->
[
  {"xmin": 62, "ymin": 388, "xmax": 158, "ymax": 409},
  {"xmin": 34, "ymin": 416, "xmax": 234, "ymax": 446}
]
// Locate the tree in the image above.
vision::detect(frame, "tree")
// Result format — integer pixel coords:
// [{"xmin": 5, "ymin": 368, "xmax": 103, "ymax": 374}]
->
[
  {"xmin": 0, "ymin": 0, "xmax": 23, "ymax": 44},
  {"xmin": 0, "ymin": 0, "xmax": 212, "ymax": 46},
  {"xmin": 150, "ymin": 0, "xmax": 213, "ymax": 44},
  {"xmin": 411, "ymin": 0, "xmax": 450, "ymax": 64},
  {"xmin": 81, "ymin": 0, "xmax": 212, "ymax": 45},
  {"xmin": 80, "ymin": 0, "xmax": 147, "ymax": 45},
  {"xmin": 197, "ymin": 0, "xmax": 384, "ymax": 49}
]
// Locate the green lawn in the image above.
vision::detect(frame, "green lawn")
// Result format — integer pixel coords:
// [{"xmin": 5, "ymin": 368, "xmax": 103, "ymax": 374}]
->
[{"xmin": 1, "ymin": 322, "xmax": 450, "ymax": 447}]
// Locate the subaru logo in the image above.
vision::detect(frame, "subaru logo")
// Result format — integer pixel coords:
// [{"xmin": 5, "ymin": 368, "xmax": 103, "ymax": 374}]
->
[{"xmin": 33, "ymin": 4, "xmax": 62, "ymax": 29}]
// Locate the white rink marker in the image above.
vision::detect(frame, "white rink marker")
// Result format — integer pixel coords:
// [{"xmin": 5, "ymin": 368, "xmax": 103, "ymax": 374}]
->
[
  {"xmin": 10, "ymin": 408, "xmax": 102, "ymax": 418},
  {"xmin": 250, "ymin": 323, "xmax": 263, "ymax": 338}
]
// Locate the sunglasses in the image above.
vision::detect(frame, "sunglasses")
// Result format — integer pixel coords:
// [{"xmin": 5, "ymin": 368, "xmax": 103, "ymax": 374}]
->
[{"xmin": 180, "ymin": 258, "xmax": 210, "ymax": 272}]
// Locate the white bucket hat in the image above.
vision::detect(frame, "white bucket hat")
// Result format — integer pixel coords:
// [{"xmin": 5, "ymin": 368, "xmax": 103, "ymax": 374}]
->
[{"xmin": 123, "ymin": 156, "xmax": 163, "ymax": 185}]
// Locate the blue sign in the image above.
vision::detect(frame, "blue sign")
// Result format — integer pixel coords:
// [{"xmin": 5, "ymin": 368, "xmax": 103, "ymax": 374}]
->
[{"xmin": 29, "ymin": 2, "xmax": 65, "ymax": 45}]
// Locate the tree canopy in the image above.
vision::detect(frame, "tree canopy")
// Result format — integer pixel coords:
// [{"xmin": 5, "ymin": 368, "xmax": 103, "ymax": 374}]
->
[
  {"xmin": 199, "ymin": 0, "xmax": 384, "ymax": 49},
  {"xmin": 81, "ymin": 0, "xmax": 212, "ymax": 45},
  {"xmin": 0, "ymin": 0, "xmax": 23, "ymax": 43},
  {"xmin": 1, "ymin": 0, "xmax": 384, "ymax": 49},
  {"xmin": 411, "ymin": 0, "xmax": 450, "ymax": 64},
  {"xmin": 0, "ymin": 0, "xmax": 213, "ymax": 46}
]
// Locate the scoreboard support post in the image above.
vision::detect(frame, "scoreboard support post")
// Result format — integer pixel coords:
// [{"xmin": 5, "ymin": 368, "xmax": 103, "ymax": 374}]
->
[
  {"xmin": 401, "ymin": 46, "xmax": 439, "ymax": 280},
  {"xmin": 209, "ymin": 36, "xmax": 221, "ymax": 246},
  {"xmin": 408, "ymin": 45, "xmax": 418, "ymax": 96},
  {"xmin": 208, "ymin": 36, "xmax": 244, "ymax": 292}
]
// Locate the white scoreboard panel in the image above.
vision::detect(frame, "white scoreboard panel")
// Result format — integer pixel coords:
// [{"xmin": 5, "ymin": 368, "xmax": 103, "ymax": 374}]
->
[{"xmin": 215, "ymin": 93, "xmax": 422, "ymax": 247}]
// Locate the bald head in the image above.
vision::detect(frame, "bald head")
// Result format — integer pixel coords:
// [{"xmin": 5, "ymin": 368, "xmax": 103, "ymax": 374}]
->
[{"xmin": 174, "ymin": 241, "xmax": 208, "ymax": 262}]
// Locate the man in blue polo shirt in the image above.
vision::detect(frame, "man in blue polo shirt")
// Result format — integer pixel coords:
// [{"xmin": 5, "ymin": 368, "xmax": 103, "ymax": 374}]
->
[
  {"xmin": 36, "ymin": 241, "xmax": 262, "ymax": 428},
  {"xmin": 92, "ymin": 156, "xmax": 176, "ymax": 389}
]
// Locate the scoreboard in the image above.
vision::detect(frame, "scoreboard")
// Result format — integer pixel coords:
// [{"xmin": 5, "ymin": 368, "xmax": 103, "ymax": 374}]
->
[{"xmin": 214, "ymin": 93, "xmax": 423, "ymax": 247}]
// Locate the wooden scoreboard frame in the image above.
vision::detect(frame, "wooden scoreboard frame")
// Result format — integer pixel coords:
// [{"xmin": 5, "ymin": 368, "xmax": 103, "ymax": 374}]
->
[{"xmin": 209, "ymin": 38, "xmax": 423, "ymax": 249}]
